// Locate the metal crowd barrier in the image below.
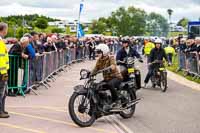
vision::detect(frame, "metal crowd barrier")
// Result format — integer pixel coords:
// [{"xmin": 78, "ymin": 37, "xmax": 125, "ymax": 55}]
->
[
  {"xmin": 70, "ymin": 48, "xmax": 76, "ymax": 62},
  {"xmin": 8, "ymin": 55, "xmax": 29, "ymax": 96},
  {"xmin": 8, "ymin": 48, "xmax": 86, "ymax": 96},
  {"xmin": 177, "ymin": 51, "xmax": 200, "ymax": 79}
]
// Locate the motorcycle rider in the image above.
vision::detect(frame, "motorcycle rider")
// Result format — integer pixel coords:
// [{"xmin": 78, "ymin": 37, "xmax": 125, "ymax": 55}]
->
[
  {"xmin": 116, "ymin": 39, "xmax": 143, "ymax": 89},
  {"xmin": 92, "ymin": 44, "xmax": 123, "ymax": 107},
  {"xmin": 144, "ymin": 38, "xmax": 168, "ymax": 88}
]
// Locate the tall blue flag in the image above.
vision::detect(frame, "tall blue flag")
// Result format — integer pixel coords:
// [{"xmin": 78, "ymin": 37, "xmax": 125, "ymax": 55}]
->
[
  {"xmin": 77, "ymin": 0, "xmax": 84, "ymax": 38},
  {"xmin": 78, "ymin": 23, "xmax": 85, "ymax": 38},
  {"xmin": 79, "ymin": 0, "xmax": 84, "ymax": 14}
]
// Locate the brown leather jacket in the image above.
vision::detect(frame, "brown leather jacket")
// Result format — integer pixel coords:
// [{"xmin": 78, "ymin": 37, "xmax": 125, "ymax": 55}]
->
[{"xmin": 92, "ymin": 55, "xmax": 122, "ymax": 81}]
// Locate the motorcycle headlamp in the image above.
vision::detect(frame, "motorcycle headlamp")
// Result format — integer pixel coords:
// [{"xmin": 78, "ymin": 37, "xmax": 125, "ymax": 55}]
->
[
  {"xmin": 127, "ymin": 57, "xmax": 135, "ymax": 64},
  {"xmin": 80, "ymin": 69, "xmax": 90, "ymax": 79}
]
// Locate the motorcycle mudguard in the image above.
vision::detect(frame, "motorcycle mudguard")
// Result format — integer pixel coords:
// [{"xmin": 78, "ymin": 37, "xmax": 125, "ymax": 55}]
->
[
  {"xmin": 134, "ymin": 70, "xmax": 141, "ymax": 90},
  {"xmin": 74, "ymin": 85, "xmax": 87, "ymax": 94},
  {"xmin": 73, "ymin": 85, "xmax": 98, "ymax": 104}
]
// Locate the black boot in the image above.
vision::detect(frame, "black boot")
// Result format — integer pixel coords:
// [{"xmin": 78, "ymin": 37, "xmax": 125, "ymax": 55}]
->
[
  {"xmin": 0, "ymin": 112, "xmax": 9, "ymax": 118},
  {"xmin": 2, "ymin": 91, "xmax": 8, "ymax": 114}
]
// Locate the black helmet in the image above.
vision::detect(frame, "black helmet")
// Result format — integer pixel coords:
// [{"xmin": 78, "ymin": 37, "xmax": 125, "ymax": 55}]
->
[{"xmin": 122, "ymin": 39, "xmax": 129, "ymax": 44}]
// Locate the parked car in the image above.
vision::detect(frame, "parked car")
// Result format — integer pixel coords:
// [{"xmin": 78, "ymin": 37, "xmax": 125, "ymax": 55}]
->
[{"xmin": 6, "ymin": 37, "xmax": 18, "ymax": 44}]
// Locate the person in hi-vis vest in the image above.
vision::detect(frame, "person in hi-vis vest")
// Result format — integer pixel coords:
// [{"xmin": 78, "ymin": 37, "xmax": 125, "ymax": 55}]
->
[
  {"xmin": 144, "ymin": 40, "xmax": 155, "ymax": 63},
  {"xmin": 0, "ymin": 22, "xmax": 9, "ymax": 118}
]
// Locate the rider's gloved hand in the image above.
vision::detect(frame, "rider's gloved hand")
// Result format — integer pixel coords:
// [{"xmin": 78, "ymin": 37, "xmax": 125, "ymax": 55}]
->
[
  {"xmin": 139, "ymin": 59, "xmax": 143, "ymax": 63},
  {"xmin": 88, "ymin": 71, "xmax": 91, "ymax": 76},
  {"xmin": 148, "ymin": 63, "xmax": 152, "ymax": 66}
]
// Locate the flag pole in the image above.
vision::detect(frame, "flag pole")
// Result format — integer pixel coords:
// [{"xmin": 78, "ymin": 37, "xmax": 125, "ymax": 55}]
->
[
  {"xmin": 77, "ymin": 0, "xmax": 83, "ymax": 38},
  {"xmin": 77, "ymin": 9, "xmax": 81, "ymax": 37}
]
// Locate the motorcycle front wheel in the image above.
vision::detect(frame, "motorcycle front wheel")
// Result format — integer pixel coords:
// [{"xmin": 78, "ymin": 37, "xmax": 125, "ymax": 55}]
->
[
  {"xmin": 68, "ymin": 93, "xmax": 96, "ymax": 127},
  {"xmin": 160, "ymin": 72, "xmax": 167, "ymax": 92}
]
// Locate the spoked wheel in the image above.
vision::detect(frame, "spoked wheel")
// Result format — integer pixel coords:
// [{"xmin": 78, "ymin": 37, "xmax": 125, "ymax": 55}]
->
[
  {"xmin": 68, "ymin": 93, "xmax": 96, "ymax": 127},
  {"xmin": 151, "ymin": 74, "xmax": 156, "ymax": 89},
  {"xmin": 152, "ymin": 83, "xmax": 156, "ymax": 88},
  {"xmin": 119, "ymin": 90, "xmax": 136, "ymax": 119},
  {"xmin": 160, "ymin": 72, "xmax": 167, "ymax": 92}
]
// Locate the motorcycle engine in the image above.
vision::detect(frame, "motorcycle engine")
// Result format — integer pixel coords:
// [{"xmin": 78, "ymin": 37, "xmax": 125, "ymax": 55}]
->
[{"xmin": 98, "ymin": 90, "xmax": 112, "ymax": 105}]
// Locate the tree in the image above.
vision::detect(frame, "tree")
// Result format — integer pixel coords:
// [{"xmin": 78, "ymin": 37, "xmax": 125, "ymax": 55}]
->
[
  {"xmin": 6, "ymin": 26, "xmax": 15, "ymax": 37},
  {"xmin": 34, "ymin": 18, "xmax": 48, "ymax": 30},
  {"xmin": 15, "ymin": 27, "xmax": 29, "ymax": 38},
  {"xmin": 177, "ymin": 18, "xmax": 189, "ymax": 28},
  {"xmin": 51, "ymin": 28, "xmax": 63, "ymax": 33},
  {"xmin": 90, "ymin": 19, "xmax": 107, "ymax": 34},
  {"xmin": 146, "ymin": 12, "xmax": 169, "ymax": 36},
  {"xmin": 109, "ymin": 6, "xmax": 147, "ymax": 36},
  {"xmin": 16, "ymin": 27, "xmax": 24, "ymax": 38}
]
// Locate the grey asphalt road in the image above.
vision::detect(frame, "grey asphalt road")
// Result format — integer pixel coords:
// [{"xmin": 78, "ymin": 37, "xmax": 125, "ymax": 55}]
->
[
  {"xmin": 0, "ymin": 60, "xmax": 119, "ymax": 133},
  {"xmin": 0, "ymin": 59, "xmax": 199, "ymax": 133},
  {"xmin": 120, "ymin": 61, "xmax": 200, "ymax": 133}
]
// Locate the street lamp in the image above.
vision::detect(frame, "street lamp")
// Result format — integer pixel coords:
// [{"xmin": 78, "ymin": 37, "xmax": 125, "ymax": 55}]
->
[
  {"xmin": 167, "ymin": 9, "xmax": 173, "ymax": 37},
  {"xmin": 167, "ymin": 9, "xmax": 173, "ymax": 24}
]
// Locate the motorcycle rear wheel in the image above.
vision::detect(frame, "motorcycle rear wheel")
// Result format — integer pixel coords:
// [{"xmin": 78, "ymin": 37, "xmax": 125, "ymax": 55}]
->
[{"xmin": 119, "ymin": 90, "xmax": 136, "ymax": 119}]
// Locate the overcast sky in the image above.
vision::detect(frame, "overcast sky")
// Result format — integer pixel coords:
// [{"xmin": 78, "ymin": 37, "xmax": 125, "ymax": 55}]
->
[{"xmin": 0, "ymin": 0, "xmax": 199, "ymax": 22}]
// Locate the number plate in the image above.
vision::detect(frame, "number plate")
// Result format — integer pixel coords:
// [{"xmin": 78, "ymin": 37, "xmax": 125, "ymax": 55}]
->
[
  {"xmin": 159, "ymin": 68, "xmax": 165, "ymax": 71},
  {"xmin": 128, "ymin": 68, "xmax": 135, "ymax": 73}
]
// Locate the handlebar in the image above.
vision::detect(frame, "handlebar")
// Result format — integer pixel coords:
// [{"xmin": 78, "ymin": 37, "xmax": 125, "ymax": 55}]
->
[
  {"xmin": 91, "ymin": 66, "xmax": 112, "ymax": 76},
  {"xmin": 149, "ymin": 60, "xmax": 164, "ymax": 65},
  {"xmin": 116, "ymin": 60, "xmax": 126, "ymax": 65},
  {"xmin": 117, "ymin": 58, "xmax": 143, "ymax": 65}
]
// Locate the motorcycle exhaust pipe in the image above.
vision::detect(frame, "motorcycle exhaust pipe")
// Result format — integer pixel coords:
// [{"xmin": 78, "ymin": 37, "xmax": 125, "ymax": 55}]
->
[
  {"xmin": 125, "ymin": 101, "xmax": 139, "ymax": 109},
  {"xmin": 110, "ymin": 98, "xmax": 140, "ymax": 112},
  {"xmin": 110, "ymin": 101, "xmax": 139, "ymax": 112}
]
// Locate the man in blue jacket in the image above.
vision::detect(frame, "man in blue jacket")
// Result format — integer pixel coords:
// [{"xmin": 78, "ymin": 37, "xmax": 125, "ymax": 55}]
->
[
  {"xmin": 23, "ymin": 33, "xmax": 36, "ymax": 93},
  {"xmin": 116, "ymin": 39, "xmax": 143, "ymax": 89},
  {"xmin": 23, "ymin": 33, "xmax": 36, "ymax": 59}
]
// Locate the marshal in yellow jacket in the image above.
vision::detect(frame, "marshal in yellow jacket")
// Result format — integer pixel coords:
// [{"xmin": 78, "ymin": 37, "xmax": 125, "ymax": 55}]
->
[
  {"xmin": 0, "ymin": 37, "xmax": 9, "ymax": 75},
  {"xmin": 164, "ymin": 46, "xmax": 175, "ymax": 55},
  {"xmin": 144, "ymin": 42, "xmax": 155, "ymax": 55}
]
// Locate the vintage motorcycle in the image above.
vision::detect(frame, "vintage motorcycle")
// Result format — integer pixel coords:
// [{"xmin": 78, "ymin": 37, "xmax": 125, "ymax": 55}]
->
[
  {"xmin": 68, "ymin": 63, "xmax": 140, "ymax": 127},
  {"xmin": 117, "ymin": 57, "xmax": 143, "ymax": 91},
  {"xmin": 150, "ymin": 60, "xmax": 168, "ymax": 92}
]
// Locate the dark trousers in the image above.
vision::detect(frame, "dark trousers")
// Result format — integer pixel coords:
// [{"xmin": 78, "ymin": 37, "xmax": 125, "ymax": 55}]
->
[
  {"xmin": 89, "ymin": 49, "xmax": 95, "ymax": 60},
  {"xmin": 167, "ymin": 53, "xmax": 173, "ymax": 64},
  {"xmin": 107, "ymin": 78, "xmax": 122, "ymax": 101},
  {"xmin": 147, "ymin": 55, "xmax": 151, "ymax": 64},
  {"xmin": 144, "ymin": 65, "xmax": 159, "ymax": 84},
  {"xmin": 0, "ymin": 80, "xmax": 6, "ymax": 113}
]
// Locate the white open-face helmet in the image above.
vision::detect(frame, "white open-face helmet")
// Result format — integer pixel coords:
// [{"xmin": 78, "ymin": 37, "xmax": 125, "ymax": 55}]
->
[
  {"xmin": 96, "ymin": 43, "xmax": 110, "ymax": 55},
  {"xmin": 154, "ymin": 38, "xmax": 162, "ymax": 44}
]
